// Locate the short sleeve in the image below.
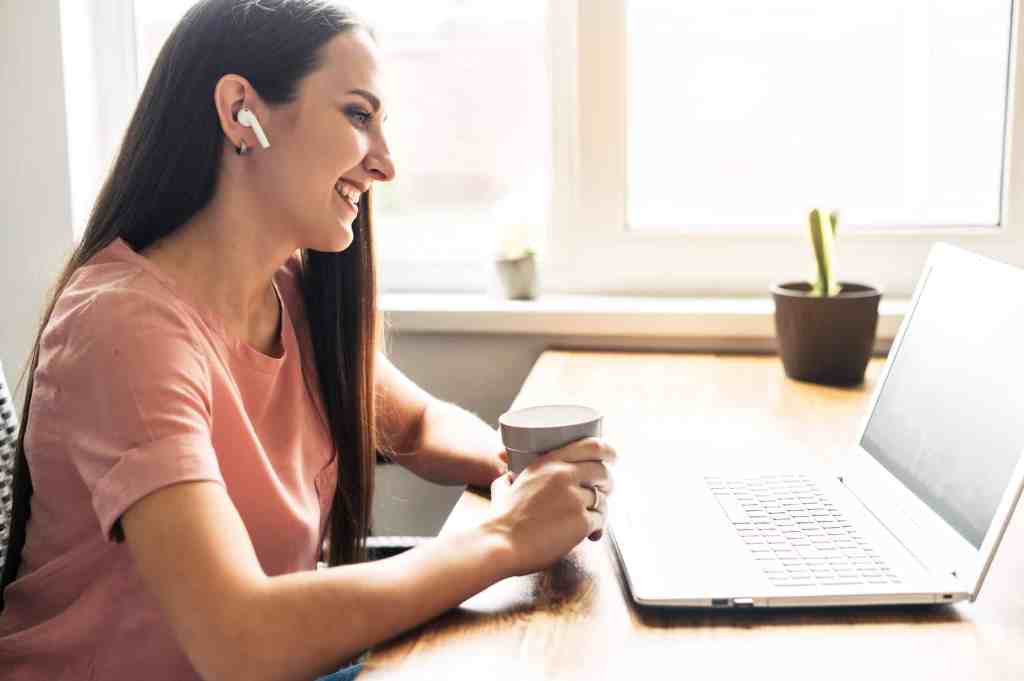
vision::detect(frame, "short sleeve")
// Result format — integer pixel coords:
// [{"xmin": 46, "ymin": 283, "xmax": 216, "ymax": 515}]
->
[{"xmin": 52, "ymin": 284, "xmax": 225, "ymax": 542}]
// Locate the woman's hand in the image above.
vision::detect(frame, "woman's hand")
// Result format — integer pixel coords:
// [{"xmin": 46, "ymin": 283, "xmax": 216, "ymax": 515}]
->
[
  {"xmin": 485, "ymin": 437, "xmax": 617, "ymax": 577},
  {"xmin": 458, "ymin": 446, "xmax": 509, "ymax": 491}
]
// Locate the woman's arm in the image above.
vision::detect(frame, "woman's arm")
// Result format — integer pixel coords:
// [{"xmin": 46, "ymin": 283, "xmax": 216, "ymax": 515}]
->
[
  {"xmin": 374, "ymin": 351, "xmax": 507, "ymax": 487},
  {"xmin": 122, "ymin": 480, "xmax": 512, "ymax": 681},
  {"xmin": 374, "ymin": 350, "xmax": 431, "ymax": 457},
  {"xmin": 395, "ymin": 399, "xmax": 508, "ymax": 488}
]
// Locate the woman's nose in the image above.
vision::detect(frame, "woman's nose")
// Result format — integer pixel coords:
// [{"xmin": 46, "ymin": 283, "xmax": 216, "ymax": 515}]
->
[{"xmin": 365, "ymin": 139, "xmax": 395, "ymax": 182}]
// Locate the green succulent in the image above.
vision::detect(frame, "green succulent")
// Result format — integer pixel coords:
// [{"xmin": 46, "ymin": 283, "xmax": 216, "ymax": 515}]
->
[{"xmin": 808, "ymin": 208, "xmax": 840, "ymax": 297}]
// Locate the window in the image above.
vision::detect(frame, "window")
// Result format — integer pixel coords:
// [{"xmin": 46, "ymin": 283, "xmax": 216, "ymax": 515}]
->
[
  {"xmin": 557, "ymin": 0, "xmax": 1024, "ymax": 297},
  {"xmin": 344, "ymin": 2, "xmax": 552, "ymax": 269},
  {"xmin": 627, "ymin": 0, "xmax": 1011, "ymax": 231},
  {"xmin": 133, "ymin": 0, "xmax": 552, "ymax": 291},
  {"xmin": 66, "ymin": 1, "xmax": 1024, "ymax": 297}
]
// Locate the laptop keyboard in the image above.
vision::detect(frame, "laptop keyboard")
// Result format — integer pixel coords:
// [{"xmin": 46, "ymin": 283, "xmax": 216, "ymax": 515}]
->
[{"xmin": 706, "ymin": 473, "xmax": 903, "ymax": 588}]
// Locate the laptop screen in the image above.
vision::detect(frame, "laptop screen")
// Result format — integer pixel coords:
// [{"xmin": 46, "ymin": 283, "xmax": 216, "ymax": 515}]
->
[{"xmin": 860, "ymin": 262, "xmax": 1024, "ymax": 548}]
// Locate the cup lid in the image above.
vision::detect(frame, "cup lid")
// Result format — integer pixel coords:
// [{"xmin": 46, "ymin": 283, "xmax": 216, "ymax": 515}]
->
[
  {"xmin": 499, "ymin": 404, "xmax": 600, "ymax": 428},
  {"xmin": 498, "ymin": 404, "xmax": 602, "ymax": 454}
]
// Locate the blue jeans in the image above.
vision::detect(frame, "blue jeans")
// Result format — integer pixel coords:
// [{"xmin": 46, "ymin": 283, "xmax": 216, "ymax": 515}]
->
[{"xmin": 314, "ymin": 662, "xmax": 363, "ymax": 681}]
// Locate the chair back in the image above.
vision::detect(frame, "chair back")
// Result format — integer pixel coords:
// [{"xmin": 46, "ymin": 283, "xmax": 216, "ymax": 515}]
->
[{"xmin": 0, "ymin": 361, "xmax": 19, "ymax": 577}]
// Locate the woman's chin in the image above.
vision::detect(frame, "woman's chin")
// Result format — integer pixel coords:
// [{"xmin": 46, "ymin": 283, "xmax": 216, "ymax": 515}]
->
[
  {"xmin": 324, "ymin": 221, "xmax": 355, "ymax": 252},
  {"xmin": 301, "ymin": 216, "xmax": 356, "ymax": 253}
]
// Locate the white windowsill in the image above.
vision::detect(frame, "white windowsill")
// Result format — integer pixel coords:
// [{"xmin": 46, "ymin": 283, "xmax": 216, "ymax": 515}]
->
[{"xmin": 380, "ymin": 293, "xmax": 910, "ymax": 341}]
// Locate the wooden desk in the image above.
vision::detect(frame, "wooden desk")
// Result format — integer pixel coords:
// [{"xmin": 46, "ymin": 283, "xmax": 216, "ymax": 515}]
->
[{"xmin": 363, "ymin": 351, "xmax": 1024, "ymax": 680}]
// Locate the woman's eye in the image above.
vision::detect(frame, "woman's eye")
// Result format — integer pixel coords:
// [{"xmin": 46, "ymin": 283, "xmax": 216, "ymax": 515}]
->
[{"xmin": 346, "ymin": 107, "xmax": 372, "ymax": 126}]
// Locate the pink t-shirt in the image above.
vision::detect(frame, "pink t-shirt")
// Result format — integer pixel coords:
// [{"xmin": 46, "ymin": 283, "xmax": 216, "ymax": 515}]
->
[{"xmin": 0, "ymin": 237, "xmax": 339, "ymax": 679}]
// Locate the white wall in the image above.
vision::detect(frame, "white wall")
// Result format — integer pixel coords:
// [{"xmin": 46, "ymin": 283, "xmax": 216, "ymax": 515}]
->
[{"xmin": 0, "ymin": 0, "xmax": 75, "ymax": 402}]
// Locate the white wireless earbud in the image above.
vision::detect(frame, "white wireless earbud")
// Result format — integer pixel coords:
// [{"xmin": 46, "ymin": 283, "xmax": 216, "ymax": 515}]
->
[{"xmin": 237, "ymin": 106, "xmax": 271, "ymax": 149}]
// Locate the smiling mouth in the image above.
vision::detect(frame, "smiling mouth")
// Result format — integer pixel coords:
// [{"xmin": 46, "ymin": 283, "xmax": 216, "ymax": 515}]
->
[{"xmin": 334, "ymin": 179, "xmax": 362, "ymax": 212}]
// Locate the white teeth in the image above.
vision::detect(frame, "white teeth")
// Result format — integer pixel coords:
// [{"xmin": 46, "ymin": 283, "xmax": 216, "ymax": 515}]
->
[{"xmin": 334, "ymin": 180, "xmax": 361, "ymax": 205}]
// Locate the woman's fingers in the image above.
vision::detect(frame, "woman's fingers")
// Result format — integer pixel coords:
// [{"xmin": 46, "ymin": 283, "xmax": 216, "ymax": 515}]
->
[
  {"xmin": 540, "ymin": 460, "xmax": 613, "ymax": 494},
  {"xmin": 536, "ymin": 437, "xmax": 617, "ymax": 467},
  {"xmin": 490, "ymin": 470, "xmax": 513, "ymax": 502},
  {"xmin": 524, "ymin": 458, "xmax": 614, "ymax": 493},
  {"xmin": 573, "ymin": 461, "xmax": 614, "ymax": 494},
  {"xmin": 576, "ymin": 484, "xmax": 608, "ymax": 540}
]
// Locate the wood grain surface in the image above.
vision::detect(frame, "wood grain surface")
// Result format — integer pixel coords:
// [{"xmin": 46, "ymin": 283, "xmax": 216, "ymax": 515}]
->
[{"xmin": 361, "ymin": 351, "xmax": 1024, "ymax": 680}]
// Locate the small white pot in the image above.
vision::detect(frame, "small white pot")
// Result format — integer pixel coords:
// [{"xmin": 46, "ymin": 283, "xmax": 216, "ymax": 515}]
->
[{"xmin": 493, "ymin": 252, "xmax": 539, "ymax": 300}]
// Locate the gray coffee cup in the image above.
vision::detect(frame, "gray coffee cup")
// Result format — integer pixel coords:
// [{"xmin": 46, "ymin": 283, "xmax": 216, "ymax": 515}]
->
[{"xmin": 498, "ymin": 404, "xmax": 603, "ymax": 474}]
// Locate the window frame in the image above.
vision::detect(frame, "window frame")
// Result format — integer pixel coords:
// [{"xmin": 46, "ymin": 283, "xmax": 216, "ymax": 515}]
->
[
  {"xmin": 546, "ymin": 0, "xmax": 1024, "ymax": 298},
  {"xmin": 60, "ymin": 0, "xmax": 138, "ymax": 241}
]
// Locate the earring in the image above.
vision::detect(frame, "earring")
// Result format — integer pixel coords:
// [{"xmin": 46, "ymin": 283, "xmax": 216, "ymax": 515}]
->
[{"xmin": 236, "ymin": 139, "xmax": 248, "ymax": 155}]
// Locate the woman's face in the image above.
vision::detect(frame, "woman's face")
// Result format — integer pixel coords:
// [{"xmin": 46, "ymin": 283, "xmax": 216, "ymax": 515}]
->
[{"xmin": 256, "ymin": 29, "xmax": 396, "ymax": 253}]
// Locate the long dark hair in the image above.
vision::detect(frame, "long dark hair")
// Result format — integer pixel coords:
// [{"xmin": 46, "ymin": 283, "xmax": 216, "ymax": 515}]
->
[{"xmin": 1, "ymin": 0, "xmax": 380, "ymax": 608}]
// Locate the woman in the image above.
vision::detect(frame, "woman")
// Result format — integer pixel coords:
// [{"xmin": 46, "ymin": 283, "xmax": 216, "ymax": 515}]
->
[{"xmin": 0, "ymin": 1, "xmax": 616, "ymax": 680}]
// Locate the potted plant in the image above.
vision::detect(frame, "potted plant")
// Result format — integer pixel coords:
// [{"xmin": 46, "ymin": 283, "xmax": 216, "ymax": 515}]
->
[
  {"xmin": 492, "ymin": 222, "xmax": 539, "ymax": 300},
  {"xmin": 771, "ymin": 209, "xmax": 882, "ymax": 386},
  {"xmin": 494, "ymin": 248, "xmax": 538, "ymax": 300}
]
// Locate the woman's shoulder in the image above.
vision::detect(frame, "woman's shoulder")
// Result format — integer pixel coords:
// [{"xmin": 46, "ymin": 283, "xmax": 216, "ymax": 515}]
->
[
  {"xmin": 46, "ymin": 239, "xmax": 305, "ymax": 352},
  {"xmin": 48, "ymin": 248, "xmax": 201, "ymax": 351},
  {"xmin": 31, "ymin": 253, "xmax": 210, "ymax": 413}
]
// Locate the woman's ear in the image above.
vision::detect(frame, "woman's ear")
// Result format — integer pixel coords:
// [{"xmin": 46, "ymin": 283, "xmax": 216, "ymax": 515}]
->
[{"xmin": 213, "ymin": 74, "xmax": 256, "ymax": 150}]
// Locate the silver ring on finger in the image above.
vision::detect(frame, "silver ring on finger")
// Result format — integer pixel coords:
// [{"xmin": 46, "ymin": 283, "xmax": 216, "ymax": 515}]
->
[{"xmin": 587, "ymin": 485, "xmax": 602, "ymax": 512}]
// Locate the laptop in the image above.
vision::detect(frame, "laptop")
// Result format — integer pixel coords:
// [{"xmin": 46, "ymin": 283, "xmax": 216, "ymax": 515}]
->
[{"xmin": 608, "ymin": 242, "xmax": 1024, "ymax": 608}]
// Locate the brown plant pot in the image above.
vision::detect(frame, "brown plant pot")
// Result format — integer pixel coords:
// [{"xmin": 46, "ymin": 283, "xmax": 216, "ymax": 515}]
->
[{"xmin": 771, "ymin": 281, "xmax": 882, "ymax": 386}]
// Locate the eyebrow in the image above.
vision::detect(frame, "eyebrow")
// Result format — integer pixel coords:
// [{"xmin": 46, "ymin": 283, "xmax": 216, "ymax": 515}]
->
[{"xmin": 347, "ymin": 88, "xmax": 381, "ymax": 113}]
